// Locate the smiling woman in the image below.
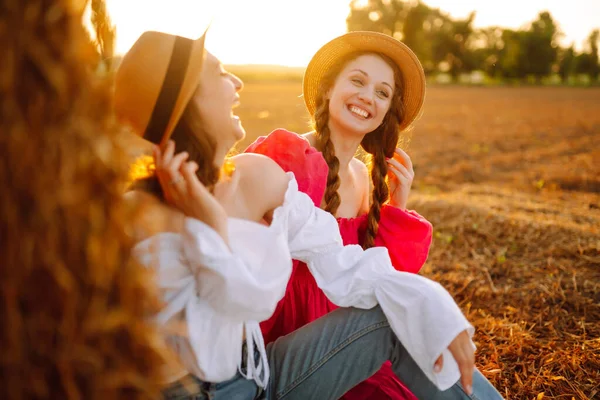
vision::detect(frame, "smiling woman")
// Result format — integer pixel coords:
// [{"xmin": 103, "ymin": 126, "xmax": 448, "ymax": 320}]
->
[
  {"xmin": 242, "ymin": 30, "xmax": 433, "ymax": 400},
  {"xmin": 110, "ymin": 21, "xmax": 505, "ymax": 399},
  {"xmin": 327, "ymin": 55, "xmax": 396, "ymax": 140}
]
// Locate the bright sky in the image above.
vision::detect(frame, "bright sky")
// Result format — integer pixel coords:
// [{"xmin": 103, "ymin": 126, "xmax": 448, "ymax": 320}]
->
[{"xmin": 106, "ymin": 0, "xmax": 599, "ymax": 67}]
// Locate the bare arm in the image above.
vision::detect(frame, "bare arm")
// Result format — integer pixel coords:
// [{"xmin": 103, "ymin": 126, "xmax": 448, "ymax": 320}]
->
[{"xmin": 153, "ymin": 141, "xmax": 230, "ymax": 245}]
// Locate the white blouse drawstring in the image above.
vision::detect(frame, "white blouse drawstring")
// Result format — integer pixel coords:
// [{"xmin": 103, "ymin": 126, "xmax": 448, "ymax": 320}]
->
[{"xmin": 238, "ymin": 322, "xmax": 270, "ymax": 388}]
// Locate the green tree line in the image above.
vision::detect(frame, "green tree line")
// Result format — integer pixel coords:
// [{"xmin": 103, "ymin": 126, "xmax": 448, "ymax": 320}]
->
[{"xmin": 347, "ymin": 0, "xmax": 599, "ymax": 84}]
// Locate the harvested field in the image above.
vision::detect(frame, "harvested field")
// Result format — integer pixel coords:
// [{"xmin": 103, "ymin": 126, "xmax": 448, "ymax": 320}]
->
[{"xmin": 234, "ymin": 83, "xmax": 600, "ymax": 399}]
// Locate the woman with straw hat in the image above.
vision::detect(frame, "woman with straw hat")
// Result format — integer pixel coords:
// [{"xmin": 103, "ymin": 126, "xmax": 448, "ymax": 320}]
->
[
  {"xmin": 245, "ymin": 31, "xmax": 438, "ymax": 400},
  {"xmin": 115, "ymin": 29, "xmax": 502, "ymax": 399}
]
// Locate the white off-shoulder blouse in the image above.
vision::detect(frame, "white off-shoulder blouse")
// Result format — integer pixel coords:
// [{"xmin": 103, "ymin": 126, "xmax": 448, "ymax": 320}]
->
[{"xmin": 132, "ymin": 173, "xmax": 474, "ymax": 391}]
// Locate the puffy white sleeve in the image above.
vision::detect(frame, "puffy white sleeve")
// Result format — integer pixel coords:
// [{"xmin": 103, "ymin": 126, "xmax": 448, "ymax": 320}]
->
[
  {"xmin": 133, "ymin": 216, "xmax": 293, "ymax": 384},
  {"xmin": 283, "ymin": 174, "xmax": 474, "ymax": 390},
  {"xmin": 133, "ymin": 215, "xmax": 292, "ymax": 324},
  {"xmin": 181, "ymin": 217, "xmax": 292, "ymax": 322}
]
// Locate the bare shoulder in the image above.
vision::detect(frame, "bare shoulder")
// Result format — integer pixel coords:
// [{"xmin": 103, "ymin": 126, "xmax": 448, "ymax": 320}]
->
[
  {"xmin": 231, "ymin": 153, "xmax": 288, "ymax": 183},
  {"xmin": 123, "ymin": 190, "xmax": 184, "ymax": 241},
  {"xmin": 230, "ymin": 153, "xmax": 291, "ymax": 214}
]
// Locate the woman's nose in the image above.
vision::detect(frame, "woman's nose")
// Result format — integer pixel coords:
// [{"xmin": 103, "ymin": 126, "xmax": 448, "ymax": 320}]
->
[
  {"xmin": 231, "ymin": 73, "xmax": 244, "ymax": 92},
  {"xmin": 357, "ymin": 87, "xmax": 373, "ymax": 104}
]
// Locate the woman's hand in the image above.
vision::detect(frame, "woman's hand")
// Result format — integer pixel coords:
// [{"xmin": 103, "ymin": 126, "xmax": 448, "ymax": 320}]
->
[
  {"xmin": 433, "ymin": 329, "xmax": 475, "ymax": 395},
  {"xmin": 386, "ymin": 148, "xmax": 414, "ymax": 210},
  {"xmin": 154, "ymin": 140, "xmax": 233, "ymax": 244}
]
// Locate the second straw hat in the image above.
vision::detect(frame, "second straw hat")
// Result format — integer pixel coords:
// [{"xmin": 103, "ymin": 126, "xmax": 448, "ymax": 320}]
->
[{"xmin": 303, "ymin": 31, "xmax": 426, "ymax": 132}]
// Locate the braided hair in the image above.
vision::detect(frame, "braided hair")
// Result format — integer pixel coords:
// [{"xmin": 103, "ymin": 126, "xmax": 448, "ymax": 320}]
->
[{"xmin": 312, "ymin": 51, "xmax": 406, "ymax": 248}]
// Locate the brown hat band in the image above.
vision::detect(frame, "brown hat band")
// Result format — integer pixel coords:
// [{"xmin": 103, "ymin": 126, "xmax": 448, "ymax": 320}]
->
[{"xmin": 144, "ymin": 36, "xmax": 193, "ymax": 145}]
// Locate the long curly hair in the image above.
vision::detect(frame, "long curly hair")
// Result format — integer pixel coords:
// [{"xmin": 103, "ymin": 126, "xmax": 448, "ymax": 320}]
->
[
  {"xmin": 313, "ymin": 51, "xmax": 406, "ymax": 248},
  {"xmin": 0, "ymin": 1, "xmax": 171, "ymax": 398}
]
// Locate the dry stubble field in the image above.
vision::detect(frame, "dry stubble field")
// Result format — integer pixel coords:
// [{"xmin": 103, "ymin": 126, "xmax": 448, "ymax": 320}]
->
[{"xmin": 233, "ymin": 82, "xmax": 600, "ymax": 400}]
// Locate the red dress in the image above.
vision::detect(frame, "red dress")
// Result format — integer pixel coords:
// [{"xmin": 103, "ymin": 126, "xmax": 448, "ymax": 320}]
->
[{"xmin": 245, "ymin": 129, "xmax": 433, "ymax": 400}]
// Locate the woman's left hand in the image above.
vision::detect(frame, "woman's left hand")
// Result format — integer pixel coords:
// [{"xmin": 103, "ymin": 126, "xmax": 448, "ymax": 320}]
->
[
  {"xmin": 386, "ymin": 148, "xmax": 414, "ymax": 210},
  {"xmin": 153, "ymin": 141, "xmax": 231, "ymax": 244},
  {"xmin": 433, "ymin": 329, "xmax": 475, "ymax": 395}
]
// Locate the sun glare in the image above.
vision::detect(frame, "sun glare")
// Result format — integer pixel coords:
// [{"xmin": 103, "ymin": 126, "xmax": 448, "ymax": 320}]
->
[
  {"xmin": 106, "ymin": 0, "xmax": 349, "ymax": 67},
  {"xmin": 106, "ymin": 0, "xmax": 598, "ymax": 66}
]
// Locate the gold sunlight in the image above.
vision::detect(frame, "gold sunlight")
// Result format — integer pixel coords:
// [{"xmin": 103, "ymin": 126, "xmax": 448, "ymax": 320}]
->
[
  {"xmin": 106, "ymin": 0, "xmax": 599, "ymax": 66},
  {"xmin": 4, "ymin": 1, "xmax": 599, "ymax": 399}
]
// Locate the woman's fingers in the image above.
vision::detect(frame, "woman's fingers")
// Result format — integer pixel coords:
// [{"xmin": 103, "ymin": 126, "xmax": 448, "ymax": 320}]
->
[
  {"xmin": 153, "ymin": 143, "xmax": 189, "ymax": 204},
  {"xmin": 153, "ymin": 146, "xmax": 171, "ymax": 197},
  {"xmin": 435, "ymin": 330, "xmax": 475, "ymax": 395},
  {"xmin": 447, "ymin": 330, "xmax": 475, "ymax": 395},
  {"xmin": 166, "ymin": 151, "xmax": 189, "ymax": 183},
  {"xmin": 387, "ymin": 158, "xmax": 412, "ymax": 180},
  {"xmin": 456, "ymin": 355, "xmax": 474, "ymax": 395},
  {"xmin": 394, "ymin": 148, "xmax": 413, "ymax": 170},
  {"xmin": 181, "ymin": 161, "xmax": 206, "ymax": 199},
  {"xmin": 161, "ymin": 140, "xmax": 176, "ymax": 167}
]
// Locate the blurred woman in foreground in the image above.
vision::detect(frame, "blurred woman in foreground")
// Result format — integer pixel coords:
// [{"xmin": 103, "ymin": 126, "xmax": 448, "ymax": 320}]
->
[{"xmin": 0, "ymin": 1, "xmax": 171, "ymax": 398}]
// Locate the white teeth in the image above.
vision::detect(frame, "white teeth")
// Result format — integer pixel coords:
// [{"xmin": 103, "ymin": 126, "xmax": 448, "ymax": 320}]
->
[{"xmin": 349, "ymin": 105, "xmax": 369, "ymax": 118}]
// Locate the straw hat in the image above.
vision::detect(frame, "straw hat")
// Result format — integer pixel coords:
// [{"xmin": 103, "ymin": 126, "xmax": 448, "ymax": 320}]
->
[
  {"xmin": 114, "ymin": 31, "xmax": 206, "ymax": 147},
  {"xmin": 303, "ymin": 31, "xmax": 426, "ymax": 132}
]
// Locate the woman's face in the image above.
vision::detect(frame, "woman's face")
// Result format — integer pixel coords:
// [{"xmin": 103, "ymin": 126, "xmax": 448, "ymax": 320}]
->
[
  {"xmin": 190, "ymin": 51, "xmax": 245, "ymax": 160},
  {"xmin": 327, "ymin": 53, "xmax": 395, "ymax": 136}
]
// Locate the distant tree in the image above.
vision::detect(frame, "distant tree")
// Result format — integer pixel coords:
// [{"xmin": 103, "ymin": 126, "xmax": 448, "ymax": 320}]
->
[
  {"xmin": 471, "ymin": 27, "xmax": 504, "ymax": 77},
  {"xmin": 346, "ymin": 3, "xmax": 565, "ymax": 83},
  {"xmin": 574, "ymin": 52, "xmax": 592, "ymax": 79},
  {"xmin": 347, "ymin": 0, "xmax": 408, "ymax": 37},
  {"xmin": 587, "ymin": 29, "xmax": 599, "ymax": 81},
  {"xmin": 346, "ymin": 1, "xmax": 476, "ymax": 78},
  {"xmin": 401, "ymin": 2, "xmax": 432, "ymax": 62},
  {"xmin": 522, "ymin": 12, "xmax": 559, "ymax": 82},
  {"xmin": 497, "ymin": 29, "xmax": 527, "ymax": 79},
  {"xmin": 573, "ymin": 30, "xmax": 600, "ymax": 83},
  {"xmin": 493, "ymin": 12, "xmax": 559, "ymax": 82},
  {"xmin": 558, "ymin": 45, "xmax": 576, "ymax": 83},
  {"xmin": 347, "ymin": 1, "xmax": 435, "ymax": 72},
  {"xmin": 431, "ymin": 11, "xmax": 477, "ymax": 79}
]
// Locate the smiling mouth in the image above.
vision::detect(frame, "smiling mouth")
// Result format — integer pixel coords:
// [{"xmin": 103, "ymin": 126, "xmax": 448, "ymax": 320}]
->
[
  {"xmin": 231, "ymin": 99, "xmax": 241, "ymax": 117},
  {"xmin": 348, "ymin": 105, "xmax": 371, "ymax": 119}
]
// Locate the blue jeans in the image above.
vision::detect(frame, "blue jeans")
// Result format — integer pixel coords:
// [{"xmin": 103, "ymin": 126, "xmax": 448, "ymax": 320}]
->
[{"xmin": 163, "ymin": 306, "xmax": 504, "ymax": 400}]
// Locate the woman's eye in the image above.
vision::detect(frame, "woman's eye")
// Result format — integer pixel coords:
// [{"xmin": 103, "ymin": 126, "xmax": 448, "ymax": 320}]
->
[
  {"xmin": 351, "ymin": 78, "xmax": 363, "ymax": 85},
  {"xmin": 377, "ymin": 90, "xmax": 390, "ymax": 98}
]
